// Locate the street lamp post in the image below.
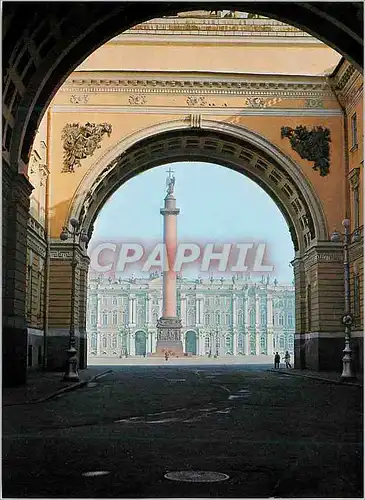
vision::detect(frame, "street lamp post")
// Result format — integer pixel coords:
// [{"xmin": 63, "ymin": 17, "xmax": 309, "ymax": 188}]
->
[
  {"xmin": 60, "ymin": 217, "xmax": 89, "ymax": 382},
  {"xmin": 331, "ymin": 219, "xmax": 356, "ymax": 380}
]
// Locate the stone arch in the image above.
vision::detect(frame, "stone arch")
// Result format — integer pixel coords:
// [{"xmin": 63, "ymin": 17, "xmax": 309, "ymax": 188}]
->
[
  {"xmin": 3, "ymin": 4, "xmax": 362, "ymax": 173},
  {"xmin": 67, "ymin": 119, "xmax": 328, "ymax": 256}
]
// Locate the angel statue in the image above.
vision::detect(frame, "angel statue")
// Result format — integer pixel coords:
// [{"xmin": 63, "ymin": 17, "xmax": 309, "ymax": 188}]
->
[{"xmin": 166, "ymin": 168, "xmax": 176, "ymax": 195}]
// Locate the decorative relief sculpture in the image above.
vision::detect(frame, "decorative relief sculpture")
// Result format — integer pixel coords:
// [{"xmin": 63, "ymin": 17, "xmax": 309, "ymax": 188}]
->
[
  {"xmin": 186, "ymin": 96, "xmax": 207, "ymax": 107},
  {"xmin": 245, "ymin": 97, "xmax": 266, "ymax": 108},
  {"xmin": 304, "ymin": 98, "xmax": 324, "ymax": 108},
  {"xmin": 70, "ymin": 94, "xmax": 89, "ymax": 104},
  {"xmin": 128, "ymin": 94, "xmax": 146, "ymax": 105},
  {"xmin": 281, "ymin": 125, "xmax": 331, "ymax": 177},
  {"xmin": 61, "ymin": 122, "xmax": 112, "ymax": 173}
]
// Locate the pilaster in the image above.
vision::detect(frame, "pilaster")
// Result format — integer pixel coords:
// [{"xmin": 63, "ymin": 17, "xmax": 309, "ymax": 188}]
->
[
  {"xmin": 298, "ymin": 242, "xmax": 349, "ymax": 371},
  {"xmin": 3, "ymin": 172, "xmax": 33, "ymax": 386},
  {"xmin": 47, "ymin": 241, "xmax": 87, "ymax": 370}
]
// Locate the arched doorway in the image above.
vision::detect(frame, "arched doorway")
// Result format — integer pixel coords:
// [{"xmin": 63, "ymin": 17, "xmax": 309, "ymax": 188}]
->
[
  {"xmin": 135, "ymin": 331, "xmax": 147, "ymax": 356},
  {"xmin": 185, "ymin": 331, "xmax": 197, "ymax": 355}
]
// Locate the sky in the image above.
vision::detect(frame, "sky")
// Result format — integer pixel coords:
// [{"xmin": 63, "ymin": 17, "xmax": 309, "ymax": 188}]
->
[{"xmin": 89, "ymin": 162, "xmax": 295, "ymax": 283}]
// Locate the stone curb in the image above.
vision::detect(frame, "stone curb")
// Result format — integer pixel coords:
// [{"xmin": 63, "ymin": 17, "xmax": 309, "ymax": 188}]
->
[
  {"xmin": 269, "ymin": 369, "xmax": 363, "ymax": 388},
  {"xmin": 3, "ymin": 369, "xmax": 113, "ymax": 406}
]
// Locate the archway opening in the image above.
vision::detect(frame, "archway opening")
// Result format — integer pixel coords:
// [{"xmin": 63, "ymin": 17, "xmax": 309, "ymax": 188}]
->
[
  {"xmin": 185, "ymin": 331, "xmax": 198, "ymax": 356},
  {"xmin": 85, "ymin": 159, "xmax": 297, "ymax": 366}
]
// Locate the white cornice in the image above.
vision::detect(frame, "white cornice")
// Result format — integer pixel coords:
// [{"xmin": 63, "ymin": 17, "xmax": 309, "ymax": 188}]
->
[
  {"xmin": 52, "ymin": 105, "xmax": 342, "ymax": 116},
  {"xmin": 60, "ymin": 73, "xmax": 333, "ymax": 98}
]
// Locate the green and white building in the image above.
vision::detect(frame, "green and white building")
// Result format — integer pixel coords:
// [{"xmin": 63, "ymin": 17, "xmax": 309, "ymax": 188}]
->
[{"xmin": 87, "ymin": 274, "xmax": 295, "ymax": 358}]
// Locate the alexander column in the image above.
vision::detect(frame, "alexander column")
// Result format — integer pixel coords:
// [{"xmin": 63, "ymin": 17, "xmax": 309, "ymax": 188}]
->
[{"xmin": 156, "ymin": 168, "xmax": 183, "ymax": 356}]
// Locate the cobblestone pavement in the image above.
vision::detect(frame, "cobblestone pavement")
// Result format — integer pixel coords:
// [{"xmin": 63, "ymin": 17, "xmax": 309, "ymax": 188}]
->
[{"xmin": 3, "ymin": 364, "xmax": 363, "ymax": 498}]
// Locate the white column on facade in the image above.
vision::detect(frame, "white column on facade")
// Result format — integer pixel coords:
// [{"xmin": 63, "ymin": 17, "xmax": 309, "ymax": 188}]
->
[
  {"xmin": 199, "ymin": 297, "xmax": 204, "ymax": 325},
  {"xmin": 244, "ymin": 294, "xmax": 249, "ymax": 355},
  {"xmin": 128, "ymin": 297, "xmax": 133, "ymax": 326},
  {"xmin": 256, "ymin": 295, "xmax": 260, "ymax": 354},
  {"xmin": 232, "ymin": 295, "xmax": 237, "ymax": 327},
  {"xmin": 97, "ymin": 297, "xmax": 102, "ymax": 326},
  {"xmin": 232, "ymin": 329, "xmax": 237, "ymax": 355},
  {"xmin": 181, "ymin": 296, "xmax": 187, "ymax": 327},
  {"xmin": 145, "ymin": 296, "xmax": 150, "ymax": 324},
  {"xmin": 132, "ymin": 297, "xmax": 137, "ymax": 325},
  {"xmin": 96, "ymin": 332, "xmax": 101, "ymax": 356},
  {"xmin": 151, "ymin": 331, "xmax": 157, "ymax": 353},
  {"xmin": 267, "ymin": 293, "xmax": 274, "ymax": 355},
  {"xmin": 129, "ymin": 331, "xmax": 135, "ymax": 356}
]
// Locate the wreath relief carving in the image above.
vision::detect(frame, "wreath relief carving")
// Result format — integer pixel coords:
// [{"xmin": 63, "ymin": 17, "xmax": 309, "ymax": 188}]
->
[
  {"xmin": 281, "ymin": 125, "xmax": 331, "ymax": 177},
  {"xmin": 61, "ymin": 122, "xmax": 112, "ymax": 173}
]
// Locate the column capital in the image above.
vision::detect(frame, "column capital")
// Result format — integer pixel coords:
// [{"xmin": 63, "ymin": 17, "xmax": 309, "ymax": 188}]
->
[{"xmin": 160, "ymin": 208, "xmax": 180, "ymax": 216}]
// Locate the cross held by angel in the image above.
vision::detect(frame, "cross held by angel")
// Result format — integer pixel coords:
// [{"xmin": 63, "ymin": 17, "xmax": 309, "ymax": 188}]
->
[{"xmin": 166, "ymin": 167, "xmax": 175, "ymax": 195}]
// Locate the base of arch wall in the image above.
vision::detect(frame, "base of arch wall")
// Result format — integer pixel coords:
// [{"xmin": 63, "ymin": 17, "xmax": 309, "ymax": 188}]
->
[
  {"xmin": 45, "ymin": 328, "xmax": 87, "ymax": 371},
  {"xmin": 3, "ymin": 324, "xmax": 28, "ymax": 387},
  {"xmin": 295, "ymin": 332, "xmax": 363, "ymax": 373}
]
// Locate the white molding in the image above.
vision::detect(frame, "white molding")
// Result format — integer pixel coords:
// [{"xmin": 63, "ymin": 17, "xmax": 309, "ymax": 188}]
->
[{"xmin": 52, "ymin": 105, "xmax": 341, "ymax": 116}]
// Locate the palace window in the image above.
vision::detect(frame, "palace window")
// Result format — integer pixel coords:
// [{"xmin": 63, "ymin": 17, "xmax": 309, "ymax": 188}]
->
[
  {"xmin": 238, "ymin": 310, "xmax": 243, "ymax": 326},
  {"xmin": 204, "ymin": 313, "xmax": 209, "ymax": 326},
  {"xmin": 102, "ymin": 312, "xmax": 108, "ymax": 326},
  {"xmin": 279, "ymin": 315, "xmax": 284, "ymax": 326},
  {"xmin": 225, "ymin": 335, "xmax": 231, "ymax": 348},
  {"xmin": 351, "ymin": 112, "xmax": 358, "ymax": 148},
  {"xmin": 260, "ymin": 336, "xmax": 266, "ymax": 353},
  {"xmin": 226, "ymin": 313, "xmax": 231, "ymax": 326},
  {"xmin": 137, "ymin": 309, "xmax": 144, "ymax": 326},
  {"xmin": 187, "ymin": 309, "xmax": 195, "ymax": 326},
  {"xmin": 102, "ymin": 336, "xmax": 107, "ymax": 349},
  {"xmin": 215, "ymin": 312, "xmax": 221, "ymax": 326},
  {"xmin": 261, "ymin": 311, "xmax": 266, "ymax": 325},
  {"xmin": 238, "ymin": 334, "xmax": 244, "ymax": 350},
  {"xmin": 91, "ymin": 334, "xmax": 97, "ymax": 349},
  {"xmin": 112, "ymin": 311, "xmax": 118, "ymax": 325},
  {"xmin": 288, "ymin": 335, "xmax": 294, "ymax": 351},
  {"xmin": 113, "ymin": 297, "xmax": 117, "ymax": 305},
  {"xmin": 91, "ymin": 313, "xmax": 97, "ymax": 325},
  {"xmin": 205, "ymin": 336, "xmax": 210, "ymax": 350},
  {"xmin": 111, "ymin": 334, "xmax": 118, "ymax": 349},
  {"xmin": 288, "ymin": 314, "xmax": 293, "ymax": 326},
  {"xmin": 249, "ymin": 309, "xmax": 255, "ymax": 326},
  {"xmin": 279, "ymin": 335, "xmax": 285, "ymax": 350},
  {"xmin": 122, "ymin": 311, "xmax": 127, "ymax": 325},
  {"xmin": 103, "ymin": 297, "xmax": 108, "ymax": 306}
]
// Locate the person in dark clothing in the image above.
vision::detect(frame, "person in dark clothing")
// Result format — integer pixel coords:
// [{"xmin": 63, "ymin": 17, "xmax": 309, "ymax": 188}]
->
[{"xmin": 274, "ymin": 352, "xmax": 281, "ymax": 369}]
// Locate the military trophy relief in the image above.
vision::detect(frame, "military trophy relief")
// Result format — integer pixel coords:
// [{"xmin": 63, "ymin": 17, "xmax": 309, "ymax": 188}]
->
[
  {"xmin": 61, "ymin": 122, "xmax": 112, "ymax": 173},
  {"xmin": 70, "ymin": 94, "xmax": 89, "ymax": 105},
  {"xmin": 281, "ymin": 125, "xmax": 331, "ymax": 177}
]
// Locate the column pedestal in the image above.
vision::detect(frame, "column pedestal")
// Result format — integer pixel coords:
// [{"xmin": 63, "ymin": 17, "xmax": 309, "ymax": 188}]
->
[{"xmin": 155, "ymin": 316, "xmax": 183, "ymax": 357}]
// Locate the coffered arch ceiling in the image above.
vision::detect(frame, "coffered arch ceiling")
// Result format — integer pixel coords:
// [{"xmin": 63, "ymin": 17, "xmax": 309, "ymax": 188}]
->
[
  {"xmin": 3, "ymin": 2, "xmax": 363, "ymax": 173},
  {"xmin": 68, "ymin": 121, "xmax": 328, "ymax": 256}
]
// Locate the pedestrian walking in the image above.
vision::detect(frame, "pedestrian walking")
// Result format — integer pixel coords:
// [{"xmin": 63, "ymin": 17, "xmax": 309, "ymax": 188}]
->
[
  {"xmin": 284, "ymin": 350, "xmax": 292, "ymax": 369},
  {"xmin": 274, "ymin": 352, "xmax": 280, "ymax": 369},
  {"xmin": 164, "ymin": 351, "xmax": 169, "ymax": 361}
]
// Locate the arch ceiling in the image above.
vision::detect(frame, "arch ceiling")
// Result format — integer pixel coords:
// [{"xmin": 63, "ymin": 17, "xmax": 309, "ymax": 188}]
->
[
  {"xmin": 3, "ymin": 2, "xmax": 363, "ymax": 172},
  {"xmin": 68, "ymin": 121, "xmax": 328, "ymax": 255}
]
